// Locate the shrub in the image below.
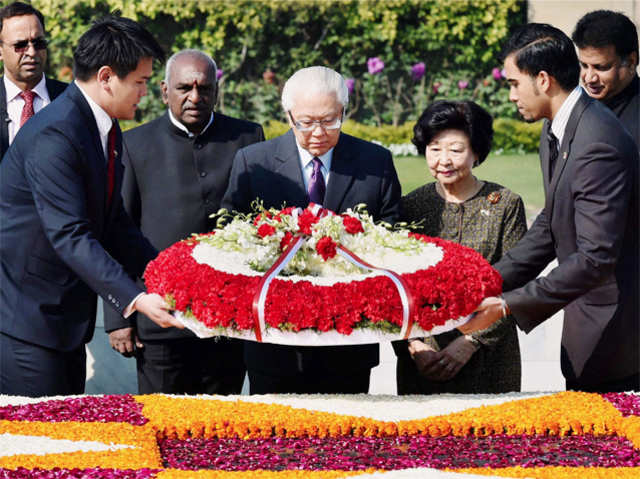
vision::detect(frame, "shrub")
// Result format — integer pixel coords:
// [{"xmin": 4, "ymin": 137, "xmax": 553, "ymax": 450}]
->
[
  {"xmin": 264, "ymin": 118, "xmax": 541, "ymax": 154},
  {"xmin": 493, "ymin": 118, "xmax": 543, "ymax": 153},
  {"xmin": 263, "ymin": 120, "xmax": 290, "ymax": 140},
  {"xmin": 31, "ymin": 0, "xmax": 524, "ymax": 126}
]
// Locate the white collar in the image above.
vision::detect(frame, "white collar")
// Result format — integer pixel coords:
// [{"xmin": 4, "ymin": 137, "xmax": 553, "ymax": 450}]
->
[
  {"xmin": 4, "ymin": 74, "xmax": 49, "ymax": 102},
  {"xmin": 167, "ymin": 109, "xmax": 214, "ymax": 138},
  {"xmin": 294, "ymin": 136, "xmax": 334, "ymax": 169},
  {"xmin": 550, "ymin": 86, "xmax": 583, "ymax": 145},
  {"xmin": 74, "ymin": 81, "xmax": 113, "ymax": 140}
]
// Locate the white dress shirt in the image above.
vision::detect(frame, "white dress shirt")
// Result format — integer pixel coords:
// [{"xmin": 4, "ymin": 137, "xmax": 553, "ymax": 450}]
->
[
  {"xmin": 294, "ymin": 137, "xmax": 333, "ymax": 191},
  {"xmin": 4, "ymin": 74, "xmax": 51, "ymax": 144},
  {"xmin": 550, "ymin": 86, "xmax": 583, "ymax": 147}
]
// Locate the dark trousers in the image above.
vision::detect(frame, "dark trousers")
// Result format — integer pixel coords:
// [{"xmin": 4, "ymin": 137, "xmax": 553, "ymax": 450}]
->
[
  {"xmin": 0, "ymin": 332, "xmax": 86, "ymax": 397},
  {"xmin": 566, "ymin": 373, "xmax": 640, "ymax": 393},
  {"xmin": 248, "ymin": 369, "xmax": 371, "ymax": 394},
  {"xmin": 136, "ymin": 336, "xmax": 246, "ymax": 395},
  {"xmin": 562, "ymin": 347, "xmax": 639, "ymax": 392}
]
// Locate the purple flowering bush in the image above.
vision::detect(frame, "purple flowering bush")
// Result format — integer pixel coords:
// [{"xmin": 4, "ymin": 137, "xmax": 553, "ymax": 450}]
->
[{"xmin": 346, "ymin": 56, "xmax": 517, "ymax": 128}]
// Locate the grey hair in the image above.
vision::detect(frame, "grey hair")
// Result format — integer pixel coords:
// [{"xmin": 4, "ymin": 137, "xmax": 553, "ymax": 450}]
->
[
  {"xmin": 164, "ymin": 49, "xmax": 218, "ymax": 84},
  {"xmin": 281, "ymin": 66, "xmax": 349, "ymax": 112}
]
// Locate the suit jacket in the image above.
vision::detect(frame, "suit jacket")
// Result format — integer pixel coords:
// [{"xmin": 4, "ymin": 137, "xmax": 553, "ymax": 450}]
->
[
  {"xmin": 0, "ymin": 82, "xmax": 157, "ymax": 352},
  {"xmin": 605, "ymin": 75, "xmax": 639, "ymax": 149},
  {"xmin": 102, "ymin": 111, "xmax": 265, "ymax": 340},
  {"xmin": 0, "ymin": 76, "xmax": 67, "ymax": 160},
  {"xmin": 495, "ymin": 92, "xmax": 639, "ymax": 385},
  {"xmin": 221, "ymin": 130, "xmax": 402, "ymax": 376}
]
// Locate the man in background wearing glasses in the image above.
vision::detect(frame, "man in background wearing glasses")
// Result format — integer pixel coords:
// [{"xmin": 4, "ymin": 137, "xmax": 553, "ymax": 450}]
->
[
  {"xmin": 0, "ymin": 2, "xmax": 66, "ymax": 160},
  {"xmin": 222, "ymin": 65, "xmax": 401, "ymax": 395}
]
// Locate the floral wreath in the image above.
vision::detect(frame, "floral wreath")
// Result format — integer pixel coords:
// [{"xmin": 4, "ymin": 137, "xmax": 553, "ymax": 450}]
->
[{"xmin": 143, "ymin": 203, "xmax": 502, "ymax": 343}]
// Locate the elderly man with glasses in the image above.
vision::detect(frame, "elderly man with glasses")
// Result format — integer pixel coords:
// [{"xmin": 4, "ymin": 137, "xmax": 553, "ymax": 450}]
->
[
  {"xmin": 0, "ymin": 2, "xmax": 66, "ymax": 160},
  {"xmin": 222, "ymin": 65, "xmax": 401, "ymax": 395}
]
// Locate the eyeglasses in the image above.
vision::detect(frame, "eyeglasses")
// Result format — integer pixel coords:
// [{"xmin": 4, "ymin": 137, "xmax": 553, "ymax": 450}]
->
[
  {"xmin": 2, "ymin": 37, "xmax": 48, "ymax": 53},
  {"xmin": 288, "ymin": 110, "xmax": 343, "ymax": 132}
]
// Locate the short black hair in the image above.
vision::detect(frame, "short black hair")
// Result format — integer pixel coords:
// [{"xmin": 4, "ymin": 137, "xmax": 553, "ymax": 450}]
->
[
  {"xmin": 0, "ymin": 2, "xmax": 45, "ymax": 33},
  {"xmin": 73, "ymin": 15, "xmax": 164, "ymax": 81},
  {"xmin": 412, "ymin": 100, "xmax": 493, "ymax": 165},
  {"xmin": 502, "ymin": 23, "xmax": 579, "ymax": 92},
  {"xmin": 572, "ymin": 10, "xmax": 638, "ymax": 62}
]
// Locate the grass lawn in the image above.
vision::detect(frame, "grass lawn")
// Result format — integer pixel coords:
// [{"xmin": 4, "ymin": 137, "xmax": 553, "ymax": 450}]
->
[{"xmin": 394, "ymin": 153, "xmax": 544, "ymax": 219}]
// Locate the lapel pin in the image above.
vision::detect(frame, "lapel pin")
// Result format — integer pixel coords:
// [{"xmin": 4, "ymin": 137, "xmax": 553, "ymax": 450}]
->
[
  {"xmin": 563, "ymin": 152, "xmax": 567, "ymax": 160},
  {"xmin": 487, "ymin": 191, "xmax": 501, "ymax": 204}
]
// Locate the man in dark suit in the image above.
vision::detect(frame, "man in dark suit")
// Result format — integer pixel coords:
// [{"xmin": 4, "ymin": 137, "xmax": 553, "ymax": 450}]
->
[
  {"xmin": 572, "ymin": 10, "xmax": 638, "ymax": 147},
  {"xmin": 221, "ymin": 66, "xmax": 401, "ymax": 394},
  {"xmin": 0, "ymin": 16, "xmax": 183, "ymax": 397},
  {"xmin": 464, "ymin": 24, "xmax": 639, "ymax": 393},
  {"xmin": 103, "ymin": 49, "xmax": 264, "ymax": 394},
  {"xmin": 0, "ymin": 2, "xmax": 67, "ymax": 159}
]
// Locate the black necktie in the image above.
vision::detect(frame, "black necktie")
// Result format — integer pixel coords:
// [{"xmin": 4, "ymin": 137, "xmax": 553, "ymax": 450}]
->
[{"xmin": 548, "ymin": 131, "xmax": 559, "ymax": 179}]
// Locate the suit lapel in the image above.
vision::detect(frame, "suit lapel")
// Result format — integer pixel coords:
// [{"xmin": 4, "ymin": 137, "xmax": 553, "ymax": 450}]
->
[
  {"xmin": 273, "ymin": 130, "xmax": 308, "ymax": 207},
  {"xmin": 540, "ymin": 120, "xmax": 551, "ymax": 198},
  {"xmin": 67, "ymin": 83, "xmax": 105, "ymax": 164},
  {"xmin": 66, "ymin": 84, "xmax": 111, "ymax": 218},
  {"xmin": 44, "ymin": 77, "xmax": 67, "ymax": 100},
  {"xmin": 324, "ymin": 133, "xmax": 355, "ymax": 212},
  {"xmin": 547, "ymin": 94, "xmax": 591, "ymax": 214},
  {"xmin": 0, "ymin": 79, "xmax": 9, "ymax": 158}
]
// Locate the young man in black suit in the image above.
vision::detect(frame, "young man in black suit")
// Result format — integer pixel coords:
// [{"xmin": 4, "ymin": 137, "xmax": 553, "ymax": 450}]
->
[
  {"xmin": 221, "ymin": 66, "xmax": 401, "ymax": 394},
  {"xmin": 0, "ymin": 2, "xmax": 67, "ymax": 159},
  {"xmin": 103, "ymin": 49, "xmax": 264, "ymax": 395},
  {"xmin": 464, "ymin": 24, "xmax": 639, "ymax": 393},
  {"xmin": 572, "ymin": 10, "xmax": 638, "ymax": 147},
  {"xmin": 0, "ymin": 16, "xmax": 183, "ymax": 397}
]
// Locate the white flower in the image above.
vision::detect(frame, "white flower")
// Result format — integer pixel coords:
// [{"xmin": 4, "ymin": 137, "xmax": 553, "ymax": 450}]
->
[{"xmin": 196, "ymin": 206, "xmax": 443, "ymax": 279}]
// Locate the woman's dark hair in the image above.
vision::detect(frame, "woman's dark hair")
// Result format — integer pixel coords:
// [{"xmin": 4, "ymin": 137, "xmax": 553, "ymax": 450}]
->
[
  {"xmin": 501, "ymin": 23, "xmax": 579, "ymax": 92},
  {"xmin": 73, "ymin": 15, "xmax": 164, "ymax": 81},
  {"xmin": 412, "ymin": 100, "xmax": 493, "ymax": 165},
  {"xmin": 572, "ymin": 10, "xmax": 638, "ymax": 62}
]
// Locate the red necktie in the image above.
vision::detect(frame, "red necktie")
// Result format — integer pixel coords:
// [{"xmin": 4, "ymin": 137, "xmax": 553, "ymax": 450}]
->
[
  {"xmin": 19, "ymin": 90, "xmax": 36, "ymax": 127},
  {"xmin": 107, "ymin": 124, "xmax": 116, "ymax": 207}
]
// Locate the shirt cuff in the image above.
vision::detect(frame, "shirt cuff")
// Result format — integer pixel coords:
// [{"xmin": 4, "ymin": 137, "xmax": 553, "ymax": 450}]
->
[{"xmin": 123, "ymin": 292, "xmax": 145, "ymax": 318}]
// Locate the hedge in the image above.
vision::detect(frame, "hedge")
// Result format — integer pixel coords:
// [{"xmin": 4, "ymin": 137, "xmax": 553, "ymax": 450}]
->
[
  {"xmin": 30, "ymin": 0, "xmax": 524, "ymax": 126},
  {"xmin": 263, "ymin": 118, "xmax": 542, "ymax": 154}
]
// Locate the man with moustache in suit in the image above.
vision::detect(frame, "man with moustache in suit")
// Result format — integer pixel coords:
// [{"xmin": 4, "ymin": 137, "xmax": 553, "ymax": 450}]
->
[
  {"xmin": 0, "ymin": 2, "xmax": 66, "ymax": 159},
  {"xmin": 104, "ymin": 49, "xmax": 264, "ymax": 395},
  {"xmin": 572, "ymin": 10, "xmax": 638, "ymax": 147},
  {"xmin": 222, "ymin": 65, "xmax": 401, "ymax": 395},
  {"xmin": 463, "ymin": 24, "xmax": 639, "ymax": 393},
  {"xmin": 0, "ymin": 16, "xmax": 183, "ymax": 397}
]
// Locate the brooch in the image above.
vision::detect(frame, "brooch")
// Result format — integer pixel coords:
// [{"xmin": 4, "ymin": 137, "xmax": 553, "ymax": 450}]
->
[{"xmin": 487, "ymin": 191, "xmax": 501, "ymax": 204}]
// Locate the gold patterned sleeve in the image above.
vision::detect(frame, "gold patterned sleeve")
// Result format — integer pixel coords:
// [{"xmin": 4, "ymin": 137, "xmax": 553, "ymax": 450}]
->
[
  {"xmin": 470, "ymin": 189, "xmax": 527, "ymax": 348},
  {"xmin": 501, "ymin": 192, "xmax": 528, "ymax": 255}
]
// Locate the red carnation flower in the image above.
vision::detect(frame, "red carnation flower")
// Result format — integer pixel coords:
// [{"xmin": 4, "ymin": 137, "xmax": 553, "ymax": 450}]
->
[
  {"xmin": 253, "ymin": 211, "xmax": 272, "ymax": 226},
  {"xmin": 342, "ymin": 215, "xmax": 364, "ymax": 234},
  {"xmin": 257, "ymin": 224, "xmax": 276, "ymax": 238},
  {"xmin": 280, "ymin": 231, "xmax": 294, "ymax": 250},
  {"xmin": 316, "ymin": 236, "xmax": 337, "ymax": 261},
  {"xmin": 298, "ymin": 209, "xmax": 319, "ymax": 235}
]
